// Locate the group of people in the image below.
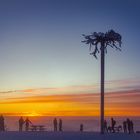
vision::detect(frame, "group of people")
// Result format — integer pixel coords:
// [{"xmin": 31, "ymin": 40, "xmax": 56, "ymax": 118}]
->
[
  {"xmin": 19, "ymin": 117, "xmax": 32, "ymax": 131},
  {"xmin": 19, "ymin": 117, "xmax": 63, "ymax": 132},
  {"xmin": 0, "ymin": 115, "xmax": 135, "ymax": 133},
  {"xmin": 0, "ymin": 115, "xmax": 5, "ymax": 131},
  {"xmin": 104, "ymin": 117, "xmax": 134, "ymax": 133},
  {"xmin": 104, "ymin": 118, "xmax": 116, "ymax": 133},
  {"xmin": 53, "ymin": 118, "xmax": 63, "ymax": 131},
  {"xmin": 123, "ymin": 118, "xmax": 134, "ymax": 134}
]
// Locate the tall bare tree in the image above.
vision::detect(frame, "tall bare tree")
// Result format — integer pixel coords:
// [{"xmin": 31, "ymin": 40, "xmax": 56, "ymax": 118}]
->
[{"xmin": 82, "ymin": 29, "xmax": 122, "ymax": 134}]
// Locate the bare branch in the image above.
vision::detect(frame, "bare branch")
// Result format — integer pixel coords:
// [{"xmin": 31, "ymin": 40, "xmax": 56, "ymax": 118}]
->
[{"xmin": 82, "ymin": 29, "xmax": 122, "ymax": 58}]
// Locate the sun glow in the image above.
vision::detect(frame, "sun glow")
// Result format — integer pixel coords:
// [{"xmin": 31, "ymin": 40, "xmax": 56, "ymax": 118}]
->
[
  {"xmin": 0, "ymin": 89, "xmax": 140, "ymax": 117},
  {"xmin": 25, "ymin": 111, "xmax": 42, "ymax": 117}
]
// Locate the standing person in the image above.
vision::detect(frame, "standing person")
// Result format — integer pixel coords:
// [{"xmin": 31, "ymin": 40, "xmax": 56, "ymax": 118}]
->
[
  {"xmin": 25, "ymin": 117, "xmax": 32, "ymax": 131},
  {"xmin": 104, "ymin": 120, "xmax": 108, "ymax": 132},
  {"xmin": 53, "ymin": 118, "xmax": 57, "ymax": 131},
  {"xmin": 19, "ymin": 117, "xmax": 24, "ymax": 131},
  {"xmin": 130, "ymin": 120, "xmax": 134, "ymax": 133},
  {"xmin": 123, "ymin": 121, "xmax": 127, "ymax": 133},
  {"xmin": 59, "ymin": 119, "xmax": 62, "ymax": 131},
  {"xmin": 111, "ymin": 118, "xmax": 116, "ymax": 133},
  {"xmin": 0, "ymin": 115, "xmax": 2, "ymax": 131},
  {"xmin": 80, "ymin": 124, "xmax": 83, "ymax": 132},
  {"xmin": 127, "ymin": 118, "xmax": 131, "ymax": 134},
  {"xmin": 0, "ymin": 115, "xmax": 5, "ymax": 131}
]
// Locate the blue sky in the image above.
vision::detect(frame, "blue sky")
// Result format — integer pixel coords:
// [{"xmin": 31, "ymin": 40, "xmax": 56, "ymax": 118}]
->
[{"xmin": 0, "ymin": 0, "xmax": 140, "ymax": 91}]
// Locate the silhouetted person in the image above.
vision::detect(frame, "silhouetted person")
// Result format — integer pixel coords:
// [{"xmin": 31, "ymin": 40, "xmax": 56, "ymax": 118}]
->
[
  {"xmin": 80, "ymin": 124, "xmax": 83, "ymax": 132},
  {"xmin": 130, "ymin": 120, "xmax": 134, "ymax": 133},
  {"xmin": 104, "ymin": 120, "xmax": 108, "ymax": 132},
  {"xmin": 123, "ymin": 121, "xmax": 127, "ymax": 133},
  {"xmin": 127, "ymin": 118, "xmax": 131, "ymax": 134},
  {"xmin": 25, "ymin": 117, "xmax": 32, "ymax": 131},
  {"xmin": 19, "ymin": 117, "xmax": 24, "ymax": 131},
  {"xmin": 0, "ymin": 115, "xmax": 5, "ymax": 131},
  {"xmin": 111, "ymin": 118, "xmax": 116, "ymax": 133},
  {"xmin": 59, "ymin": 119, "xmax": 62, "ymax": 131},
  {"xmin": 53, "ymin": 118, "xmax": 57, "ymax": 131}
]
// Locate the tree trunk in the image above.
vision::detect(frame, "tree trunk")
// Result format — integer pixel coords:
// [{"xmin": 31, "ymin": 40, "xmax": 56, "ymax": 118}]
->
[{"xmin": 100, "ymin": 43, "xmax": 105, "ymax": 134}]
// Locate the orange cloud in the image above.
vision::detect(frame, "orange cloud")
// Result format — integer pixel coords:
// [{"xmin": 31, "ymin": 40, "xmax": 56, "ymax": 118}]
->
[
  {"xmin": 0, "ymin": 78, "xmax": 140, "ymax": 116},
  {"xmin": 0, "ymin": 89, "xmax": 140, "ymax": 116}
]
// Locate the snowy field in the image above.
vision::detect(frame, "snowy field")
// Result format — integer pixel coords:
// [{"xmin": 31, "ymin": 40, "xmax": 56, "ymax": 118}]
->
[{"xmin": 0, "ymin": 132, "xmax": 140, "ymax": 140}]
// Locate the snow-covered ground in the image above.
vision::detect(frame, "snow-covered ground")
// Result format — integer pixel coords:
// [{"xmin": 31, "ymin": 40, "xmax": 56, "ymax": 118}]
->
[{"xmin": 0, "ymin": 132, "xmax": 140, "ymax": 140}]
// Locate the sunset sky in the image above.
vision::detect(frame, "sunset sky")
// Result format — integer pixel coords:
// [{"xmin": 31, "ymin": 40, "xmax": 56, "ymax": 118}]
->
[{"xmin": 0, "ymin": 0, "xmax": 140, "ymax": 116}]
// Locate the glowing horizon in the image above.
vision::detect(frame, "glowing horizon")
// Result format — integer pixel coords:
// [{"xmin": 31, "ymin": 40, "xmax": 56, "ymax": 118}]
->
[{"xmin": 0, "ymin": 79, "xmax": 140, "ymax": 117}]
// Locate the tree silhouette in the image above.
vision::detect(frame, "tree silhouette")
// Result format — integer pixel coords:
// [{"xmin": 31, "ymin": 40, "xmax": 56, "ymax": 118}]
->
[{"xmin": 82, "ymin": 29, "xmax": 122, "ymax": 134}]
